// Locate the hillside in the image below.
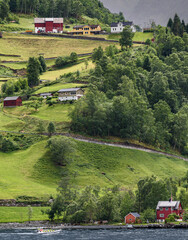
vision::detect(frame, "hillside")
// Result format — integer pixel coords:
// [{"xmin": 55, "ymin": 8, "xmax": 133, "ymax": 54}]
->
[
  {"xmin": 0, "ymin": 138, "xmax": 187, "ymax": 199},
  {"xmin": 101, "ymin": 0, "xmax": 188, "ymax": 26}
]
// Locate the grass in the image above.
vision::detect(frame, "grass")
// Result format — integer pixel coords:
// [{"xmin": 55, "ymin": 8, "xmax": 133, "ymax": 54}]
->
[
  {"xmin": 4, "ymin": 102, "xmax": 74, "ymax": 123},
  {"xmin": 0, "ymin": 207, "xmax": 49, "ymax": 223},
  {"xmin": 108, "ymin": 32, "xmax": 153, "ymax": 42},
  {"xmin": 0, "ymin": 33, "xmax": 118, "ymax": 61},
  {"xmin": 40, "ymin": 61, "xmax": 94, "ymax": 81},
  {"xmin": 0, "ymin": 138, "xmax": 187, "ymax": 199},
  {"xmin": 35, "ymin": 82, "xmax": 86, "ymax": 94},
  {"xmin": 0, "ymin": 141, "xmax": 59, "ymax": 199},
  {"xmin": 0, "ymin": 111, "xmax": 24, "ymax": 131}
]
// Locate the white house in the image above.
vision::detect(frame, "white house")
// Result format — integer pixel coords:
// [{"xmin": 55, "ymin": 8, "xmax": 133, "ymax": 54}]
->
[
  {"xmin": 58, "ymin": 88, "xmax": 84, "ymax": 101},
  {"xmin": 111, "ymin": 22, "xmax": 136, "ymax": 33},
  {"xmin": 40, "ymin": 92, "xmax": 53, "ymax": 99}
]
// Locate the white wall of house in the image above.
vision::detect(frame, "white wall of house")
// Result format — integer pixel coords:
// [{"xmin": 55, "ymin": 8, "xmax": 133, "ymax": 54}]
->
[
  {"xmin": 111, "ymin": 23, "xmax": 136, "ymax": 33},
  {"xmin": 58, "ymin": 96, "xmax": 78, "ymax": 101},
  {"xmin": 35, "ymin": 27, "xmax": 45, "ymax": 33}
]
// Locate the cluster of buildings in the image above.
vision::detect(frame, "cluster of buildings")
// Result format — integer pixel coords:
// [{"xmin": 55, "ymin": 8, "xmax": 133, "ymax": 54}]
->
[
  {"xmin": 3, "ymin": 88, "xmax": 84, "ymax": 107},
  {"xmin": 125, "ymin": 200, "xmax": 184, "ymax": 224},
  {"xmin": 34, "ymin": 18, "xmax": 136, "ymax": 35}
]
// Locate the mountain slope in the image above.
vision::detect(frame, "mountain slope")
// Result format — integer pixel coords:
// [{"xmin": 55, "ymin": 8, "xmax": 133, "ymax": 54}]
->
[{"xmin": 101, "ymin": 0, "xmax": 188, "ymax": 26}]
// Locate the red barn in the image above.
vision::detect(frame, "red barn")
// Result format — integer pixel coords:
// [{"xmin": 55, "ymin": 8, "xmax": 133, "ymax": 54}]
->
[
  {"xmin": 125, "ymin": 212, "xmax": 141, "ymax": 224},
  {"xmin": 34, "ymin": 18, "xmax": 63, "ymax": 34},
  {"xmin": 4, "ymin": 96, "xmax": 22, "ymax": 107},
  {"xmin": 156, "ymin": 200, "xmax": 183, "ymax": 221}
]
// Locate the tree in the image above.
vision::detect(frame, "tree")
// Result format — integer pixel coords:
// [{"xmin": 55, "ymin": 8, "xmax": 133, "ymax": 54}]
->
[
  {"xmin": 172, "ymin": 13, "xmax": 182, "ymax": 36},
  {"xmin": 36, "ymin": 122, "xmax": 45, "ymax": 134},
  {"xmin": 47, "ymin": 136, "xmax": 76, "ymax": 165},
  {"xmin": 27, "ymin": 205, "xmax": 33, "ymax": 223},
  {"xmin": 47, "ymin": 122, "xmax": 56, "ymax": 137},
  {"xmin": 140, "ymin": 209, "xmax": 156, "ymax": 223},
  {"xmin": 38, "ymin": 56, "xmax": 47, "ymax": 73},
  {"xmin": 0, "ymin": 0, "xmax": 9, "ymax": 21},
  {"xmin": 27, "ymin": 57, "xmax": 40, "ymax": 87},
  {"xmin": 119, "ymin": 26, "xmax": 134, "ymax": 49},
  {"xmin": 167, "ymin": 18, "xmax": 173, "ymax": 29},
  {"xmin": 92, "ymin": 46, "xmax": 104, "ymax": 62}
]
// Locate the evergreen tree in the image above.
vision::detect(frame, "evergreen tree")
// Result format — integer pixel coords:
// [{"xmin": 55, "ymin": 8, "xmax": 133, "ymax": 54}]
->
[
  {"xmin": 172, "ymin": 13, "xmax": 182, "ymax": 36},
  {"xmin": 27, "ymin": 57, "xmax": 40, "ymax": 87},
  {"xmin": 38, "ymin": 56, "xmax": 47, "ymax": 73},
  {"xmin": 167, "ymin": 18, "xmax": 173, "ymax": 29},
  {"xmin": 48, "ymin": 122, "xmax": 56, "ymax": 137}
]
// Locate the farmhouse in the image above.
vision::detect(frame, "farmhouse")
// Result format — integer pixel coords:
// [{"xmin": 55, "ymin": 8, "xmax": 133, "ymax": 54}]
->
[
  {"xmin": 125, "ymin": 212, "xmax": 141, "ymax": 224},
  {"xmin": 34, "ymin": 18, "xmax": 63, "ymax": 33},
  {"xmin": 156, "ymin": 200, "xmax": 183, "ymax": 221},
  {"xmin": 4, "ymin": 96, "xmax": 22, "ymax": 107},
  {"xmin": 111, "ymin": 22, "xmax": 136, "ymax": 33},
  {"xmin": 70, "ymin": 25, "xmax": 101, "ymax": 35},
  {"xmin": 58, "ymin": 88, "xmax": 84, "ymax": 101}
]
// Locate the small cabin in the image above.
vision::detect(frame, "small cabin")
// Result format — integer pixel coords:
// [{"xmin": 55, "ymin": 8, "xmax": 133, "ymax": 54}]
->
[
  {"xmin": 156, "ymin": 200, "xmax": 183, "ymax": 221},
  {"xmin": 3, "ymin": 96, "xmax": 22, "ymax": 107},
  {"xmin": 58, "ymin": 88, "xmax": 84, "ymax": 101},
  {"xmin": 125, "ymin": 212, "xmax": 141, "ymax": 224}
]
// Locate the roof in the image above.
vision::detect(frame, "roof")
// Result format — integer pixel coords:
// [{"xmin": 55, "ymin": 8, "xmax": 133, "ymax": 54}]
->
[
  {"xmin": 58, "ymin": 88, "xmax": 81, "ymax": 93},
  {"xmin": 156, "ymin": 201, "xmax": 180, "ymax": 210},
  {"xmin": 34, "ymin": 18, "xmax": 63, "ymax": 24},
  {"xmin": 111, "ymin": 22, "xmax": 133, "ymax": 27},
  {"xmin": 125, "ymin": 212, "xmax": 140, "ymax": 218},
  {"xmin": 73, "ymin": 25, "xmax": 99, "ymax": 29},
  {"xmin": 40, "ymin": 93, "xmax": 52, "ymax": 96},
  {"xmin": 4, "ymin": 96, "xmax": 20, "ymax": 101}
]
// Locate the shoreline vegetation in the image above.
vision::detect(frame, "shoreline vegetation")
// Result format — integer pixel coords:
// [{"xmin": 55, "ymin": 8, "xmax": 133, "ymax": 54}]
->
[{"xmin": 0, "ymin": 222, "xmax": 188, "ymax": 230}]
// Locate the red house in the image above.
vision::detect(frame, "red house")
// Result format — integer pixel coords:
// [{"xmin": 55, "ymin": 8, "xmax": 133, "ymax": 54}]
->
[
  {"xmin": 125, "ymin": 212, "xmax": 141, "ymax": 224},
  {"xmin": 34, "ymin": 18, "xmax": 63, "ymax": 34},
  {"xmin": 156, "ymin": 200, "xmax": 183, "ymax": 221},
  {"xmin": 4, "ymin": 96, "xmax": 22, "ymax": 107}
]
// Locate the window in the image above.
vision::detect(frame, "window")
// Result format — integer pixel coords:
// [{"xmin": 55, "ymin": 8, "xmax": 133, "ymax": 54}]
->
[
  {"xmin": 159, "ymin": 207, "xmax": 163, "ymax": 211},
  {"xmin": 160, "ymin": 214, "xmax": 164, "ymax": 217},
  {"xmin": 85, "ymin": 32, "xmax": 88, "ymax": 34},
  {"xmin": 165, "ymin": 207, "xmax": 169, "ymax": 211},
  {"xmin": 84, "ymin": 28, "xmax": 89, "ymax": 30}
]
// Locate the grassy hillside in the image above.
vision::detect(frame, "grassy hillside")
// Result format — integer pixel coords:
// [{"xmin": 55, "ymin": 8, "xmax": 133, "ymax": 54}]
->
[
  {"xmin": 108, "ymin": 32, "xmax": 153, "ymax": 41},
  {"xmin": 0, "ymin": 138, "xmax": 187, "ymax": 199},
  {"xmin": 40, "ymin": 61, "xmax": 94, "ymax": 81},
  {"xmin": 0, "ymin": 33, "xmax": 118, "ymax": 62}
]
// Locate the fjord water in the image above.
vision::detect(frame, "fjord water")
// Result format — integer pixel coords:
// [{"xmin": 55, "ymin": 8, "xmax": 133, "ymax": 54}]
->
[{"xmin": 0, "ymin": 229, "xmax": 188, "ymax": 240}]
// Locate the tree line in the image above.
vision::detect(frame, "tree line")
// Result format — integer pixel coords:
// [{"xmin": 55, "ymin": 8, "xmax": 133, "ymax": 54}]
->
[
  {"xmin": 167, "ymin": 13, "xmax": 188, "ymax": 37},
  {"xmin": 70, "ymin": 25, "xmax": 188, "ymax": 154},
  {"xmin": 8, "ymin": 0, "xmax": 124, "ymax": 25}
]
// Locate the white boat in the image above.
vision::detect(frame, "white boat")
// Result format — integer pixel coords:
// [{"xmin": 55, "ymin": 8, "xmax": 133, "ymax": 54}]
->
[{"xmin": 37, "ymin": 229, "xmax": 61, "ymax": 234}]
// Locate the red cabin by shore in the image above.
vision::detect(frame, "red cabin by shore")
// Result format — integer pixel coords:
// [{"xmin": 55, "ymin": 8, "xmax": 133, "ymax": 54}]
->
[
  {"xmin": 4, "ymin": 96, "xmax": 22, "ymax": 107},
  {"xmin": 156, "ymin": 200, "xmax": 183, "ymax": 221},
  {"xmin": 125, "ymin": 212, "xmax": 141, "ymax": 224},
  {"xmin": 34, "ymin": 18, "xmax": 63, "ymax": 34}
]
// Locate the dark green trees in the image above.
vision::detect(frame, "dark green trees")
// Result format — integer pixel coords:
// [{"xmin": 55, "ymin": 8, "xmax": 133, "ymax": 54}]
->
[
  {"xmin": 119, "ymin": 26, "xmax": 134, "ymax": 49},
  {"xmin": 27, "ymin": 57, "xmax": 40, "ymax": 87}
]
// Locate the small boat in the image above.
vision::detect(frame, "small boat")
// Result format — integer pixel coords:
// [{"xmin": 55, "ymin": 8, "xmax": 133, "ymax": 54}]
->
[
  {"xmin": 37, "ymin": 228, "xmax": 61, "ymax": 234},
  {"xmin": 126, "ymin": 224, "xmax": 134, "ymax": 229}
]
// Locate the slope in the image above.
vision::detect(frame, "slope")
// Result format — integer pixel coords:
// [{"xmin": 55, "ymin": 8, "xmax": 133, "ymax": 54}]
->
[{"xmin": 0, "ymin": 139, "xmax": 187, "ymax": 199}]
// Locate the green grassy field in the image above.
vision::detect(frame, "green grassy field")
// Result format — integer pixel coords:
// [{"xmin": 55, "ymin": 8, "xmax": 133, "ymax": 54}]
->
[
  {"xmin": 0, "ymin": 207, "xmax": 49, "ymax": 223},
  {"xmin": 3, "ymin": 102, "xmax": 74, "ymax": 123},
  {"xmin": 35, "ymin": 83, "xmax": 86, "ymax": 94},
  {"xmin": 40, "ymin": 61, "xmax": 94, "ymax": 81},
  {"xmin": 0, "ymin": 138, "xmax": 187, "ymax": 199},
  {"xmin": 0, "ymin": 141, "xmax": 59, "ymax": 199},
  {"xmin": 108, "ymin": 32, "xmax": 153, "ymax": 41},
  {"xmin": 0, "ymin": 112, "xmax": 24, "ymax": 131},
  {"xmin": 0, "ymin": 33, "xmax": 118, "ymax": 61}
]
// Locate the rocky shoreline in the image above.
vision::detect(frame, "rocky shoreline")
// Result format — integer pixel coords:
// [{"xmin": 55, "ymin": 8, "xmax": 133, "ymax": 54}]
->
[{"xmin": 0, "ymin": 221, "xmax": 188, "ymax": 230}]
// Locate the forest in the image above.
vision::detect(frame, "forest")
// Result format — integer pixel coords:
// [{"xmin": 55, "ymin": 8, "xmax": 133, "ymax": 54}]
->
[
  {"xmin": 71, "ymin": 25, "xmax": 188, "ymax": 154},
  {"xmin": 1, "ymin": 0, "xmax": 124, "ymax": 24}
]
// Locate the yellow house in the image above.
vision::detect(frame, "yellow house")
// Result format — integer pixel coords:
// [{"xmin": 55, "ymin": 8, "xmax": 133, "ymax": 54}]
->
[{"xmin": 70, "ymin": 25, "xmax": 101, "ymax": 35}]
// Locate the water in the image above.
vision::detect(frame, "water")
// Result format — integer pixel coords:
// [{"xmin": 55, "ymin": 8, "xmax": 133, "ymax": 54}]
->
[{"xmin": 0, "ymin": 229, "xmax": 188, "ymax": 240}]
